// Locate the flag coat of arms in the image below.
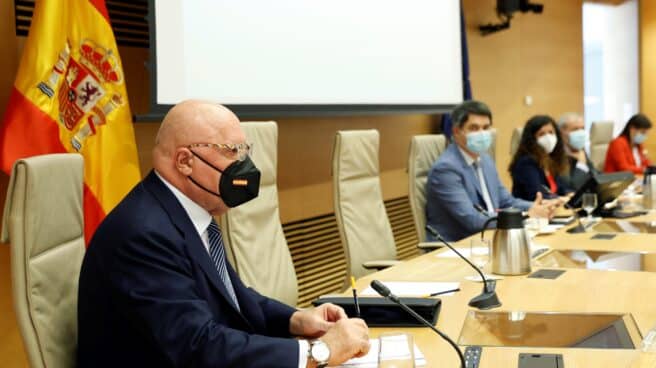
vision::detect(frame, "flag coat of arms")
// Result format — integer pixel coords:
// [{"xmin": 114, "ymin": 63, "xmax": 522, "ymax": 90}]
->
[{"xmin": 0, "ymin": 0, "xmax": 141, "ymax": 243}]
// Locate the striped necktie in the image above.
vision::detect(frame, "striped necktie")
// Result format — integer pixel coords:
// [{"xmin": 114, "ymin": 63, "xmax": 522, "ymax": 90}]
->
[{"xmin": 207, "ymin": 220, "xmax": 240, "ymax": 310}]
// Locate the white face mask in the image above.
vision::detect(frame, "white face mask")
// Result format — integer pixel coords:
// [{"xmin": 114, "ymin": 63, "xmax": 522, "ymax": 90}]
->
[{"xmin": 537, "ymin": 133, "xmax": 558, "ymax": 154}]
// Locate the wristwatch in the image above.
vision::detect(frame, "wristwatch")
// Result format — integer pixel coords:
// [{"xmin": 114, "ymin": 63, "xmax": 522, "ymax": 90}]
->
[{"xmin": 308, "ymin": 339, "xmax": 330, "ymax": 368}]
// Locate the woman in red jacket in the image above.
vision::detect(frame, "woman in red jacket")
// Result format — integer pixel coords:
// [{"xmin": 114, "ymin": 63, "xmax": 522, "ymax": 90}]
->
[{"xmin": 604, "ymin": 114, "xmax": 652, "ymax": 175}]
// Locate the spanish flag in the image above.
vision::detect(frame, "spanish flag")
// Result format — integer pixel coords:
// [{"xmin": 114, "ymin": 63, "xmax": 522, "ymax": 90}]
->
[{"xmin": 0, "ymin": 0, "xmax": 141, "ymax": 244}]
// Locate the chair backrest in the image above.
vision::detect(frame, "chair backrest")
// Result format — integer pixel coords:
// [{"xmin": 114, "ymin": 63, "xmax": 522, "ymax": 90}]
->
[
  {"xmin": 407, "ymin": 134, "xmax": 447, "ymax": 242},
  {"xmin": 219, "ymin": 121, "xmax": 298, "ymax": 306},
  {"xmin": 1, "ymin": 153, "xmax": 85, "ymax": 368},
  {"xmin": 332, "ymin": 130, "xmax": 397, "ymax": 281},
  {"xmin": 510, "ymin": 127, "xmax": 524, "ymax": 156},
  {"xmin": 487, "ymin": 128, "xmax": 497, "ymax": 162},
  {"xmin": 590, "ymin": 121, "xmax": 615, "ymax": 170}
]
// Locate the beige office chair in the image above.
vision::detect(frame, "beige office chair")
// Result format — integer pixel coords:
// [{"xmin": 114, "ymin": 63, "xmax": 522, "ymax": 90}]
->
[
  {"xmin": 332, "ymin": 130, "xmax": 400, "ymax": 282},
  {"xmin": 407, "ymin": 134, "xmax": 447, "ymax": 243},
  {"xmin": 1, "ymin": 153, "xmax": 85, "ymax": 368},
  {"xmin": 510, "ymin": 127, "xmax": 524, "ymax": 156},
  {"xmin": 487, "ymin": 128, "xmax": 497, "ymax": 162},
  {"xmin": 590, "ymin": 121, "xmax": 615, "ymax": 171},
  {"xmin": 219, "ymin": 121, "xmax": 299, "ymax": 306}
]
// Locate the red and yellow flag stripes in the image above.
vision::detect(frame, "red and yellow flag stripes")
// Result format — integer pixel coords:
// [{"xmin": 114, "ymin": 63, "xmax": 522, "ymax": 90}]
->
[{"xmin": 0, "ymin": 0, "xmax": 141, "ymax": 244}]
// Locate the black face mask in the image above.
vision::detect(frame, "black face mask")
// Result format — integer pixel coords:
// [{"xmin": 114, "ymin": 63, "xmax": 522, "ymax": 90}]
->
[{"xmin": 188, "ymin": 151, "xmax": 261, "ymax": 207}]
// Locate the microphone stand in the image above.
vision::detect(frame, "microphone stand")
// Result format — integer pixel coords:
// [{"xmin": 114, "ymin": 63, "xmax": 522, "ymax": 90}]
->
[
  {"xmin": 371, "ymin": 280, "xmax": 465, "ymax": 368},
  {"xmin": 426, "ymin": 225, "xmax": 501, "ymax": 310},
  {"xmin": 565, "ymin": 205, "xmax": 586, "ymax": 234}
]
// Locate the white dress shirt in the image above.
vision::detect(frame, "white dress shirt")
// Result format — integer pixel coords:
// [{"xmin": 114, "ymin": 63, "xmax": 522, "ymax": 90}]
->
[
  {"xmin": 155, "ymin": 171, "xmax": 308, "ymax": 368},
  {"xmin": 633, "ymin": 146, "xmax": 642, "ymax": 168},
  {"xmin": 458, "ymin": 147, "xmax": 495, "ymax": 214}
]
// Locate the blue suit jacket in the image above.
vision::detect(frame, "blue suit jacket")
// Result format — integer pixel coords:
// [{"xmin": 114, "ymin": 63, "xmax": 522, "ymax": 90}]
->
[
  {"xmin": 510, "ymin": 155, "xmax": 573, "ymax": 201},
  {"xmin": 425, "ymin": 143, "xmax": 532, "ymax": 242},
  {"xmin": 78, "ymin": 171, "xmax": 299, "ymax": 368}
]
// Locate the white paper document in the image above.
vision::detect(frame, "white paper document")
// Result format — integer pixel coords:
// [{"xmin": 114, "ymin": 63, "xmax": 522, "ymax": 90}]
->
[
  {"xmin": 339, "ymin": 338, "xmax": 426, "ymax": 367},
  {"xmin": 361, "ymin": 281, "xmax": 460, "ymax": 297}
]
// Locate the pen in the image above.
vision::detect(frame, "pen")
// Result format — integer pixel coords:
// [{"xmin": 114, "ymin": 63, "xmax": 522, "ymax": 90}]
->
[
  {"xmin": 422, "ymin": 287, "xmax": 460, "ymax": 298},
  {"xmin": 540, "ymin": 185, "xmax": 558, "ymax": 199},
  {"xmin": 473, "ymin": 204, "xmax": 490, "ymax": 217},
  {"xmin": 350, "ymin": 276, "xmax": 361, "ymax": 318}
]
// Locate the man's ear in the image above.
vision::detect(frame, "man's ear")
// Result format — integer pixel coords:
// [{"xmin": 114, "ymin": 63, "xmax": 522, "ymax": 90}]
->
[
  {"xmin": 452, "ymin": 125, "xmax": 462, "ymax": 138},
  {"xmin": 175, "ymin": 147, "xmax": 194, "ymax": 176}
]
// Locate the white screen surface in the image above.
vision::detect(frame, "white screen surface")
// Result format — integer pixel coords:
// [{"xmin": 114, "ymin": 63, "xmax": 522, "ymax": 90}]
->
[{"xmin": 154, "ymin": 0, "xmax": 462, "ymax": 107}]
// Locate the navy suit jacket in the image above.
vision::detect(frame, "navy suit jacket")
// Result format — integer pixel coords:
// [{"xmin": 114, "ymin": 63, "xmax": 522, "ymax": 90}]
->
[
  {"xmin": 425, "ymin": 143, "xmax": 532, "ymax": 242},
  {"xmin": 563, "ymin": 154, "xmax": 598, "ymax": 191},
  {"xmin": 510, "ymin": 155, "xmax": 573, "ymax": 201},
  {"xmin": 78, "ymin": 171, "xmax": 299, "ymax": 368}
]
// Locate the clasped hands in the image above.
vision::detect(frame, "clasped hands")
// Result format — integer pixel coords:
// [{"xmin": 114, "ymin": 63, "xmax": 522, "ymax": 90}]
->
[{"xmin": 290, "ymin": 303, "xmax": 370, "ymax": 367}]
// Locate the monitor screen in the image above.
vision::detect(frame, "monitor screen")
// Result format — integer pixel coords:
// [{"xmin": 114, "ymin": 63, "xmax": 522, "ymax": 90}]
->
[{"xmin": 566, "ymin": 171, "xmax": 635, "ymax": 210}]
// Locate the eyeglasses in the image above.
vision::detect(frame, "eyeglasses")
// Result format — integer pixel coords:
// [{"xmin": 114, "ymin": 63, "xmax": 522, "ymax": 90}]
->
[{"xmin": 187, "ymin": 142, "xmax": 253, "ymax": 161}]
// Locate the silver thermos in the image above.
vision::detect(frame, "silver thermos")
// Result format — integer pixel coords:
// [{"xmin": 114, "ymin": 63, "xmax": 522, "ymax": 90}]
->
[{"xmin": 482, "ymin": 208, "xmax": 532, "ymax": 275}]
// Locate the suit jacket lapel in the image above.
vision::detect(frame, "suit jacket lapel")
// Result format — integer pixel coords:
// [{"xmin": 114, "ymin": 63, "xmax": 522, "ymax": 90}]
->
[
  {"xmin": 143, "ymin": 171, "xmax": 254, "ymax": 331},
  {"xmin": 479, "ymin": 158, "xmax": 499, "ymax": 209},
  {"xmin": 451, "ymin": 145, "xmax": 485, "ymax": 201}
]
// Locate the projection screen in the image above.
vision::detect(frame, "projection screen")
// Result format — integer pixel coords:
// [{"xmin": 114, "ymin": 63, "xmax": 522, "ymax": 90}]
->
[{"xmin": 148, "ymin": 0, "xmax": 463, "ymax": 117}]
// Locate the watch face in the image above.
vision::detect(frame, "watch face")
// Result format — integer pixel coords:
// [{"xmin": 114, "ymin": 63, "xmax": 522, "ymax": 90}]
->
[{"xmin": 311, "ymin": 341, "xmax": 331, "ymax": 362}]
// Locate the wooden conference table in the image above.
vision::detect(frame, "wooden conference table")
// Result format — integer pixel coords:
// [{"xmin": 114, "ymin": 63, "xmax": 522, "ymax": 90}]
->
[{"xmin": 350, "ymin": 212, "xmax": 656, "ymax": 367}]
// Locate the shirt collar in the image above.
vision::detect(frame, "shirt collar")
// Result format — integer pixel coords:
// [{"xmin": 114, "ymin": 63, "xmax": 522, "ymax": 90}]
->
[
  {"xmin": 457, "ymin": 145, "xmax": 479, "ymax": 166},
  {"xmin": 155, "ymin": 170, "xmax": 212, "ymax": 237}
]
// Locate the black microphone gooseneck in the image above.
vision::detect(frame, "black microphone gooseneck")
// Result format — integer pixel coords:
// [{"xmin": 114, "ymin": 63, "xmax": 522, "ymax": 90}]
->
[
  {"xmin": 370, "ymin": 280, "xmax": 465, "ymax": 368},
  {"xmin": 426, "ymin": 225, "xmax": 501, "ymax": 310},
  {"xmin": 564, "ymin": 204, "xmax": 586, "ymax": 234}
]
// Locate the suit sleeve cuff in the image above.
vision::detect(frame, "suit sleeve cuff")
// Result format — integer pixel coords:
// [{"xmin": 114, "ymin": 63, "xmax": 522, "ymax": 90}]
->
[{"xmin": 298, "ymin": 339, "xmax": 309, "ymax": 368}]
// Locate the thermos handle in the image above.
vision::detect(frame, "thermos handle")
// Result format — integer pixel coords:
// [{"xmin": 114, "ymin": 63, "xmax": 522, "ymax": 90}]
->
[{"xmin": 481, "ymin": 216, "xmax": 498, "ymax": 240}]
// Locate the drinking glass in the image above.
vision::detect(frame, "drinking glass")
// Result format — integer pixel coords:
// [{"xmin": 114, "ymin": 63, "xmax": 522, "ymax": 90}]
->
[
  {"xmin": 582, "ymin": 193, "xmax": 598, "ymax": 223},
  {"xmin": 378, "ymin": 332, "xmax": 415, "ymax": 368},
  {"xmin": 524, "ymin": 217, "xmax": 549, "ymax": 240},
  {"xmin": 470, "ymin": 238, "xmax": 491, "ymax": 270}
]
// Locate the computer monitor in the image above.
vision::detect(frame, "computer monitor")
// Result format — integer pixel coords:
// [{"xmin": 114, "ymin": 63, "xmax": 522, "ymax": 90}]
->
[{"xmin": 566, "ymin": 171, "xmax": 635, "ymax": 214}]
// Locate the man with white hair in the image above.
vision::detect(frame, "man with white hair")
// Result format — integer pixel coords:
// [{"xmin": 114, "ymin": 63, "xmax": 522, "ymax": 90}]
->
[{"xmin": 557, "ymin": 112, "xmax": 598, "ymax": 189}]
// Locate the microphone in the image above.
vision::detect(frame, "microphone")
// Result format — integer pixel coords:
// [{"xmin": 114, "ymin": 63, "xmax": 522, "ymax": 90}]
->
[
  {"xmin": 371, "ymin": 280, "xmax": 465, "ymax": 368},
  {"xmin": 426, "ymin": 225, "xmax": 501, "ymax": 310}
]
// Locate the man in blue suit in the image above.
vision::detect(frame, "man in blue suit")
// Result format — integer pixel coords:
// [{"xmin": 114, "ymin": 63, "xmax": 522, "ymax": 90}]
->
[
  {"xmin": 425, "ymin": 100, "xmax": 556, "ymax": 242},
  {"xmin": 78, "ymin": 101, "xmax": 370, "ymax": 368}
]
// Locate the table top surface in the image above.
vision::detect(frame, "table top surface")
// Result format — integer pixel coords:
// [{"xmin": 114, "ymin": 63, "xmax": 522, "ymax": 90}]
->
[{"xmin": 349, "ymin": 211, "xmax": 656, "ymax": 367}]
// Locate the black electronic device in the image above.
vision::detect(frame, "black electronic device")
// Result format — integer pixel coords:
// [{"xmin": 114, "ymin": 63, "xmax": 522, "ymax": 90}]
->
[
  {"xmin": 528, "ymin": 269, "xmax": 566, "ymax": 280},
  {"xmin": 566, "ymin": 171, "xmax": 635, "ymax": 216},
  {"xmin": 464, "ymin": 346, "xmax": 482, "ymax": 368},
  {"xmin": 498, "ymin": 0, "xmax": 544, "ymax": 15},
  {"xmin": 427, "ymin": 225, "xmax": 501, "ymax": 310},
  {"xmin": 312, "ymin": 296, "xmax": 440, "ymax": 327},
  {"xmin": 481, "ymin": 0, "xmax": 544, "ymax": 35},
  {"xmin": 370, "ymin": 280, "xmax": 466, "ymax": 368},
  {"xmin": 518, "ymin": 353, "xmax": 564, "ymax": 368}
]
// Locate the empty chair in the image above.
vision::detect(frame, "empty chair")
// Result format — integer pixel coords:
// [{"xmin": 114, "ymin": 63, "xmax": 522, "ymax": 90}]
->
[
  {"xmin": 510, "ymin": 127, "xmax": 524, "ymax": 156},
  {"xmin": 589, "ymin": 121, "xmax": 615, "ymax": 171},
  {"xmin": 219, "ymin": 121, "xmax": 299, "ymax": 306},
  {"xmin": 1, "ymin": 153, "xmax": 86, "ymax": 368},
  {"xmin": 407, "ymin": 134, "xmax": 448, "ymax": 243},
  {"xmin": 332, "ymin": 130, "xmax": 399, "ymax": 283}
]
